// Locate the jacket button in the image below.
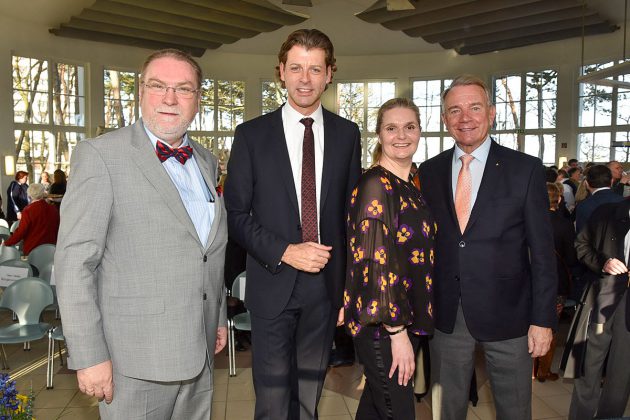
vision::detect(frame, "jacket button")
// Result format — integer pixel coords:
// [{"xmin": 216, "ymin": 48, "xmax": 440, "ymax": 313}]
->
[
  {"xmin": 203, "ymin": 255, "xmax": 208, "ymax": 262},
  {"xmin": 455, "ymin": 276, "xmax": 460, "ymax": 282},
  {"xmin": 459, "ymin": 241, "xmax": 465, "ymax": 248},
  {"xmin": 203, "ymin": 293, "xmax": 207, "ymax": 300}
]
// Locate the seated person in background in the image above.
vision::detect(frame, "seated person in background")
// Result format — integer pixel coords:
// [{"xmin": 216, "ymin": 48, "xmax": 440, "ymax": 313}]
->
[
  {"xmin": 4, "ymin": 183, "xmax": 60, "ymax": 255},
  {"xmin": 40, "ymin": 171, "xmax": 51, "ymax": 192}
]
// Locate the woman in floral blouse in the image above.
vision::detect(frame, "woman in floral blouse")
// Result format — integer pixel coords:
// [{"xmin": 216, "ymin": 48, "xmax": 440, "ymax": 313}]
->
[{"xmin": 344, "ymin": 98, "xmax": 435, "ymax": 419}]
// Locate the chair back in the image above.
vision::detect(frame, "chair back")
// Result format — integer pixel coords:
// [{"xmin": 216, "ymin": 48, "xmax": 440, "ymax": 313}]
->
[
  {"xmin": 0, "ymin": 227, "xmax": 9, "ymax": 242},
  {"xmin": 38, "ymin": 263, "xmax": 53, "ymax": 284},
  {"xmin": 231, "ymin": 271, "xmax": 246, "ymax": 300},
  {"xmin": 28, "ymin": 244, "xmax": 56, "ymax": 273},
  {"xmin": 0, "ymin": 277, "xmax": 53, "ymax": 325},
  {"xmin": 0, "ymin": 246, "xmax": 20, "ymax": 264},
  {"xmin": 0, "ymin": 259, "xmax": 33, "ymax": 278},
  {"xmin": 9, "ymin": 221, "xmax": 19, "ymax": 234},
  {"xmin": 0, "ymin": 220, "xmax": 9, "ymax": 229}
]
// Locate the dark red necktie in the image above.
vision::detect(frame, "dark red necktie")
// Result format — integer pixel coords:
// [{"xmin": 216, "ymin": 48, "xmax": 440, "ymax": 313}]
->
[
  {"xmin": 300, "ymin": 117, "xmax": 318, "ymax": 243},
  {"xmin": 155, "ymin": 141, "xmax": 193, "ymax": 165}
]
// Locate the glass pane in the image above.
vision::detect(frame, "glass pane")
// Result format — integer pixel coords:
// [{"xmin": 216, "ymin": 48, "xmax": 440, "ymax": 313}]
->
[
  {"xmin": 412, "ymin": 80, "xmax": 443, "ymax": 132},
  {"xmin": 104, "ymin": 69, "xmax": 137, "ymax": 128},
  {"xmin": 12, "ymin": 56, "xmax": 49, "ymax": 124},
  {"xmin": 414, "ymin": 136, "xmax": 441, "ymax": 163},
  {"xmin": 363, "ymin": 136, "xmax": 379, "ymax": 168},
  {"xmin": 617, "ymin": 83, "xmax": 630, "ymax": 126},
  {"xmin": 14, "ymin": 130, "xmax": 83, "ymax": 178},
  {"xmin": 262, "ymin": 81, "xmax": 287, "ymax": 115},
  {"xmin": 494, "ymin": 133, "xmax": 518, "ymax": 150},
  {"xmin": 443, "ymin": 137, "xmax": 455, "ymax": 150},
  {"xmin": 494, "ymin": 75, "xmax": 522, "ymax": 130},
  {"xmin": 191, "ymin": 79, "xmax": 215, "ymax": 131},
  {"xmin": 579, "ymin": 132, "xmax": 610, "ymax": 163},
  {"xmin": 217, "ymin": 81, "xmax": 245, "ymax": 131},
  {"xmin": 367, "ymin": 82, "xmax": 396, "ymax": 131},
  {"xmin": 614, "ymin": 131, "xmax": 630, "ymax": 162},
  {"xmin": 338, "ymin": 83, "xmax": 365, "ymax": 131},
  {"xmin": 524, "ymin": 134, "xmax": 555, "ymax": 165}
]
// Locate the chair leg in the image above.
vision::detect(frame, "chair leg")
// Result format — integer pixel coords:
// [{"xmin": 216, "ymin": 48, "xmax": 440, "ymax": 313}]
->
[
  {"xmin": 23, "ymin": 341, "xmax": 30, "ymax": 351},
  {"xmin": 0, "ymin": 345, "xmax": 9, "ymax": 370},
  {"xmin": 57, "ymin": 340, "xmax": 65, "ymax": 367},
  {"xmin": 228, "ymin": 319, "xmax": 236, "ymax": 377},
  {"xmin": 46, "ymin": 332, "xmax": 54, "ymax": 389}
]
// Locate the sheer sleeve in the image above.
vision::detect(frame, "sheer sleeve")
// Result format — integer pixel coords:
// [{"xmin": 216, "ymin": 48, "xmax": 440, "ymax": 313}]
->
[{"xmin": 344, "ymin": 170, "xmax": 414, "ymax": 337}]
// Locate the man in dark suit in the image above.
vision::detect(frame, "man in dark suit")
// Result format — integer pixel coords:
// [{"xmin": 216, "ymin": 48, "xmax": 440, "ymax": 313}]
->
[
  {"xmin": 570, "ymin": 199, "xmax": 630, "ymax": 420},
  {"xmin": 418, "ymin": 75, "xmax": 557, "ymax": 420},
  {"xmin": 574, "ymin": 164, "xmax": 624, "ymax": 233},
  {"xmin": 224, "ymin": 29, "xmax": 361, "ymax": 420}
]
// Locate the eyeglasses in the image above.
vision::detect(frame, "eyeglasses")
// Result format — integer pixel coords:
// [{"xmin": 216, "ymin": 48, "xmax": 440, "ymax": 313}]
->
[{"xmin": 142, "ymin": 82, "xmax": 199, "ymax": 99}]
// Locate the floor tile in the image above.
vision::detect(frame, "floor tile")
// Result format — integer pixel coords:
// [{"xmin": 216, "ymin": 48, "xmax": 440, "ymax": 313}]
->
[
  {"xmin": 34, "ymin": 388, "xmax": 77, "ymax": 408},
  {"xmin": 318, "ymin": 395, "xmax": 350, "ymax": 416},
  {"xmin": 227, "ymin": 381, "xmax": 255, "ymax": 401},
  {"xmin": 470, "ymin": 401, "xmax": 496, "ymax": 420},
  {"xmin": 32, "ymin": 407, "xmax": 65, "ymax": 420},
  {"xmin": 211, "ymin": 400, "xmax": 226, "ymax": 420},
  {"xmin": 540, "ymin": 393, "xmax": 571, "ymax": 416},
  {"xmin": 213, "ymin": 381, "xmax": 228, "ymax": 402},
  {"xmin": 226, "ymin": 399, "xmax": 255, "ymax": 419},
  {"xmin": 533, "ymin": 379, "xmax": 573, "ymax": 397},
  {"xmin": 532, "ymin": 395, "xmax": 562, "ymax": 419},
  {"xmin": 343, "ymin": 395, "xmax": 359, "ymax": 414},
  {"xmin": 319, "ymin": 415, "xmax": 352, "ymax": 420},
  {"xmin": 66, "ymin": 389, "xmax": 99, "ymax": 407},
  {"xmin": 58, "ymin": 406, "xmax": 101, "ymax": 420}
]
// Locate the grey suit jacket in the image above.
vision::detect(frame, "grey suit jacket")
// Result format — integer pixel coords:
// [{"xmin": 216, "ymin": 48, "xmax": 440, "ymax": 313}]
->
[{"xmin": 55, "ymin": 119, "xmax": 227, "ymax": 382}]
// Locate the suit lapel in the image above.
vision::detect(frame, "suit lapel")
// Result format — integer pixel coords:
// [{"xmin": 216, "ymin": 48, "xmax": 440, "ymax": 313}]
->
[
  {"xmin": 614, "ymin": 201, "xmax": 630, "ymax": 260},
  {"xmin": 320, "ymin": 109, "xmax": 335, "ymax": 212},
  {"xmin": 272, "ymin": 107, "xmax": 300, "ymax": 216},
  {"xmin": 190, "ymin": 140, "xmax": 223, "ymax": 251},
  {"xmin": 439, "ymin": 148, "xmax": 459, "ymax": 230},
  {"xmin": 130, "ymin": 120, "xmax": 202, "ymax": 247},
  {"xmin": 465, "ymin": 140, "xmax": 501, "ymax": 234}
]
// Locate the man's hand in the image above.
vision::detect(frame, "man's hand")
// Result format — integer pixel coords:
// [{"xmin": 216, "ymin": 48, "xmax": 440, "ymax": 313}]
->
[
  {"xmin": 77, "ymin": 360, "xmax": 114, "ymax": 404},
  {"xmin": 527, "ymin": 325, "xmax": 553, "ymax": 358},
  {"xmin": 603, "ymin": 258, "xmax": 628, "ymax": 275},
  {"xmin": 215, "ymin": 326, "xmax": 227, "ymax": 354},
  {"xmin": 281, "ymin": 243, "xmax": 332, "ymax": 273},
  {"xmin": 336, "ymin": 307, "xmax": 344, "ymax": 327}
]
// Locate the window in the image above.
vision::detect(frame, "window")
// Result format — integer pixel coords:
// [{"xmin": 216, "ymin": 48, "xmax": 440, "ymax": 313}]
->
[
  {"xmin": 336, "ymin": 81, "xmax": 396, "ymax": 167},
  {"xmin": 104, "ymin": 69, "xmax": 139, "ymax": 129},
  {"xmin": 13, "ymin": 55, "xmax": 86, "ymax": 178},
  {"xmin": 188, "ymin": 79, "xmax": 245, "ymax": 167},
  {"xmin": 578, "ymin": 61, "xmax": 630, "ymax": 163},
  {"xmin": 493, "ymin": 70, "xmax": 558, "ymax": 165},
  {"xmin": 261, "ymin": 81, "xmax": 287, "ymax": 115},
  {"xmin": 412, "ymin": 78, "xmax": 453, "ymax": 163}
]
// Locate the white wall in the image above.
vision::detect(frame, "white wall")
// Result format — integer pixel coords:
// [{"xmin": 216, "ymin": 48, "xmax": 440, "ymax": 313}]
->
[{"xmin": 2, "ymin": 14, "xmax": 629, "ymax": 191}]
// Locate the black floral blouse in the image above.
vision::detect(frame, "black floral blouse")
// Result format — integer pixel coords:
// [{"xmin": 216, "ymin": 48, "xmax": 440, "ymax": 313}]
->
[{"xmin": 344, "ymin": 165, "xmax": 435, "ymax": 339}]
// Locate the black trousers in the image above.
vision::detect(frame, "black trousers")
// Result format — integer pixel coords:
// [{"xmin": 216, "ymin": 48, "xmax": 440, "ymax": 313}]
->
[
  {"xmin": 354, "ymin": 331, "xmax": 422, "ymax": 420},
  {"xmin": 250, "ymin": 272, "xmax": 336, "ymax": 420}
]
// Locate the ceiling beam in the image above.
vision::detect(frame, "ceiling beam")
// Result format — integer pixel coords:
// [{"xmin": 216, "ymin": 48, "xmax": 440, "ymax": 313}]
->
[
  {"xmin": 49, "ymin": 27, "xmax": 206, "ymax": 57},
  {"xmin": 90, "ymin": 0, "xmax": 259, "ymax": 39},
  {"xmin": 77, "ymin": 9, "xmax": 240, "ymax": 45},
  {"xmin": 422, "ymin": 6, "xmax": 594, "ymax": 43},
  {"xmin": 110, "ymin": 0, "xmax": 286, "ymax": 33},
  {"xmin": 401, "ymin": 0, "xmax": 584, "ymax": 36},
  {"xmin": 181, "ymin": 0, "xmax": 308, "ymax": 25},
  {"xmin": 60, "ymin": 17, "xmax": 222, "ymax": 50},
  {"xmin": 355, "ymin": 0, "xmax": 475, "ymax": 24},
  {"xmin": 456, "ymin": 22, "xmax": 617, "ymax": 55},
  {"xmin": 382, "ymin": 0, "xmax": 545, "ymax": 31},
  {"xmin": 440, "ymin": 15, "xmax": 605, "ymax": 49}
]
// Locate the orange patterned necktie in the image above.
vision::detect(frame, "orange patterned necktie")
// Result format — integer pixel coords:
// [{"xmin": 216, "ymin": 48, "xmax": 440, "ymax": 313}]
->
[{"xmin": 455, "ymin": 154, "xmax": 474, "ymax": 234}]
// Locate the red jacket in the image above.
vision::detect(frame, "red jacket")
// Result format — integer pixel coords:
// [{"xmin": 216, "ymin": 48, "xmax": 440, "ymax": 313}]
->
[{"xmin": 4, "ymin": 199, "xmax": 60, "ymax": 255}]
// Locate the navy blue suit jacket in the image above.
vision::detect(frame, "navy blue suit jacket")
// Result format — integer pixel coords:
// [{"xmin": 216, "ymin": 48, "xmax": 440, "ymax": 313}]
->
[
  {"xmin": 575, "ymin": 189, "xmax": 624, "ymax": 234},
  {"xmin": 418, "ymin": 141, "xmax": 558, "ymax": 341},
  {"xmin": 224, "ymin": 106, "xmax": 362, "ymax": 319}
]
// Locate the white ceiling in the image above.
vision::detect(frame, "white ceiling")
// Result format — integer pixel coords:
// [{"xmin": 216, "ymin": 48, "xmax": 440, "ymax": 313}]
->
[{"xmin": 1, "ymin": 0, "xmax": 627, "ymax": 56}]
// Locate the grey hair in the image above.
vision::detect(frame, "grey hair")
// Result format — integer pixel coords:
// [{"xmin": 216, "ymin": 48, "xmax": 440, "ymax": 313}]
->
[{"xmin": 27, "ymin": 183, "xmax": 46, "ymax": 201}]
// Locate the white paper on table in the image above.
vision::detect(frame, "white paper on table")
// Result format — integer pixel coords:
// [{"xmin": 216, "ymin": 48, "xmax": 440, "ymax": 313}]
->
[
  {"xmin": 237, "ymin": 274, "xmax": 246, "ymax": 298},
  {"xmin": 0, "ymin": 266, "xmax": 29, "ymax": 287}
]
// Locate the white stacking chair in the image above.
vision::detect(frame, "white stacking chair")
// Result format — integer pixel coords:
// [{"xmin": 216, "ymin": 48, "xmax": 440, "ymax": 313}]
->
[{"xmin": 227, "ymin": 271, "xmax": 250, "ymax": 377}]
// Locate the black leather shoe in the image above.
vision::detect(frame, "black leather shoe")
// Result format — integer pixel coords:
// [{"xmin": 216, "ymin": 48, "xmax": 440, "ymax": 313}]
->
[{"xmin": 329, "ymin": 354, "xmax": 355, "ymax": 368}]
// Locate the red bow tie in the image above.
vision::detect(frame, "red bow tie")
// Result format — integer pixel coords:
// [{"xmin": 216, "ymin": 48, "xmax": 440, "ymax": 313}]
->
[{"xmin": 155, "ymin": 141, "xmax": 193, "ymax": 165}]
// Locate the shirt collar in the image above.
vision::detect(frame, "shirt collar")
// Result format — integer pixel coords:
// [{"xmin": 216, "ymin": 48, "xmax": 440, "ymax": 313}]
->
[
  {"xmin": 282, "ymin": 102, "xmax": 323, "ymax": 127},
  {"xmin": 143, "ymin": 122, "xmax": 190, "ymax": 149},
  {"xmin": 453, "ymin": 136, "xmax": 491, "ymax": 165},
  {"xmin": 592, "ymin": 187, "xmax": 611, "ymax": 194}
]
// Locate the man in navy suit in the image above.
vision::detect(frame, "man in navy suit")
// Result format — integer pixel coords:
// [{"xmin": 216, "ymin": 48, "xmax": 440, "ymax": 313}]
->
[
  {"xmin": 418, "ymin": 75, "xmax": 557, "ymax": 420},
  {"xmin": 575, "ymin": 164, "xmax": 624, "ymax": 233},
  {"xmin": 224, "ymin": 29, "xmax": 361, "ymax": 420}
]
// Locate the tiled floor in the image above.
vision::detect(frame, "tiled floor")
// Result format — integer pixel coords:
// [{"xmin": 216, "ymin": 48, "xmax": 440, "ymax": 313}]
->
[{"xmin": 4, "ymin": 313, "xmax": 630, "ymax": 420}]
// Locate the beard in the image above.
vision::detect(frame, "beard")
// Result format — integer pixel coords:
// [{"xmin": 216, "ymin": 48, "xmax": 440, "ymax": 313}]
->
[{"xmin": 143, "ymin": 106, "xmax": 194, "ymax": 143}]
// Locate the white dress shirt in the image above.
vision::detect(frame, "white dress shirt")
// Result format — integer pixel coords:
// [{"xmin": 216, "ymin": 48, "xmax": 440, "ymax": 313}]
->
[
  {"xmin": 282, "ymin": 103, "xmax": 324, "ymax": 241},
  {"xmin": 144, "ymin": 127, "xmax": 215, "ymax": 248},
  {"xmin": 451, "ymin": 136, "xmax": 492, "ymax": 207}
]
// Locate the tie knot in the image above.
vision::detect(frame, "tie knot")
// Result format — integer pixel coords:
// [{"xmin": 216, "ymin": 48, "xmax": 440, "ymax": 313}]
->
[
  {"xmin": 300, "ymin": 117, "xmax": 314, "ymax": 129},
  {"xmin": 460, "ymin": 154, "xmax": 473, "ymax": 168}
]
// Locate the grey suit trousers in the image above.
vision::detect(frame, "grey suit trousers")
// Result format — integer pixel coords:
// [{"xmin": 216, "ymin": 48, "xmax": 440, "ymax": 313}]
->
[
  {"xmin": 99, "ymin": 360, "xmax": 213, "ymax": 420},
  {"xmin": 430, "ymin": 305, "xmax": 532, "ymax": 420},
  {"xmin": 569, "ymin": 290, "xmax": 630, "ymax": 420}
]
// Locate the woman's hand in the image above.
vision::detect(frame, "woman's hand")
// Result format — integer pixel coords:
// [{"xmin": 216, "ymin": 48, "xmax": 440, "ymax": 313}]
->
[
  {"xmin": 389, "ymin": 332, "xmax": 414, "ymax": 386},
  {"xmin": 16, "ymin": 212, "xmax": 21, "ymax": 220}
]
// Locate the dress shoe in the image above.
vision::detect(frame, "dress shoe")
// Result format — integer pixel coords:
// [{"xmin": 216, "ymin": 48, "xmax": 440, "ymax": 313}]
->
[
  {"xmin": 328, "ymin": 351, "xmax": 355, "ymax": 368},
  {"xmin": 536, "ymin": 372, "xmax": 559, "ymax": 382}
]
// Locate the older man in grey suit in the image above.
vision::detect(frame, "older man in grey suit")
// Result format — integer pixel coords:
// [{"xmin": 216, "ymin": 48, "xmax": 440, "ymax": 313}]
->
[{"xmin": 55, "ymin": 49, "xmax": 227, "ymax": 419}]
